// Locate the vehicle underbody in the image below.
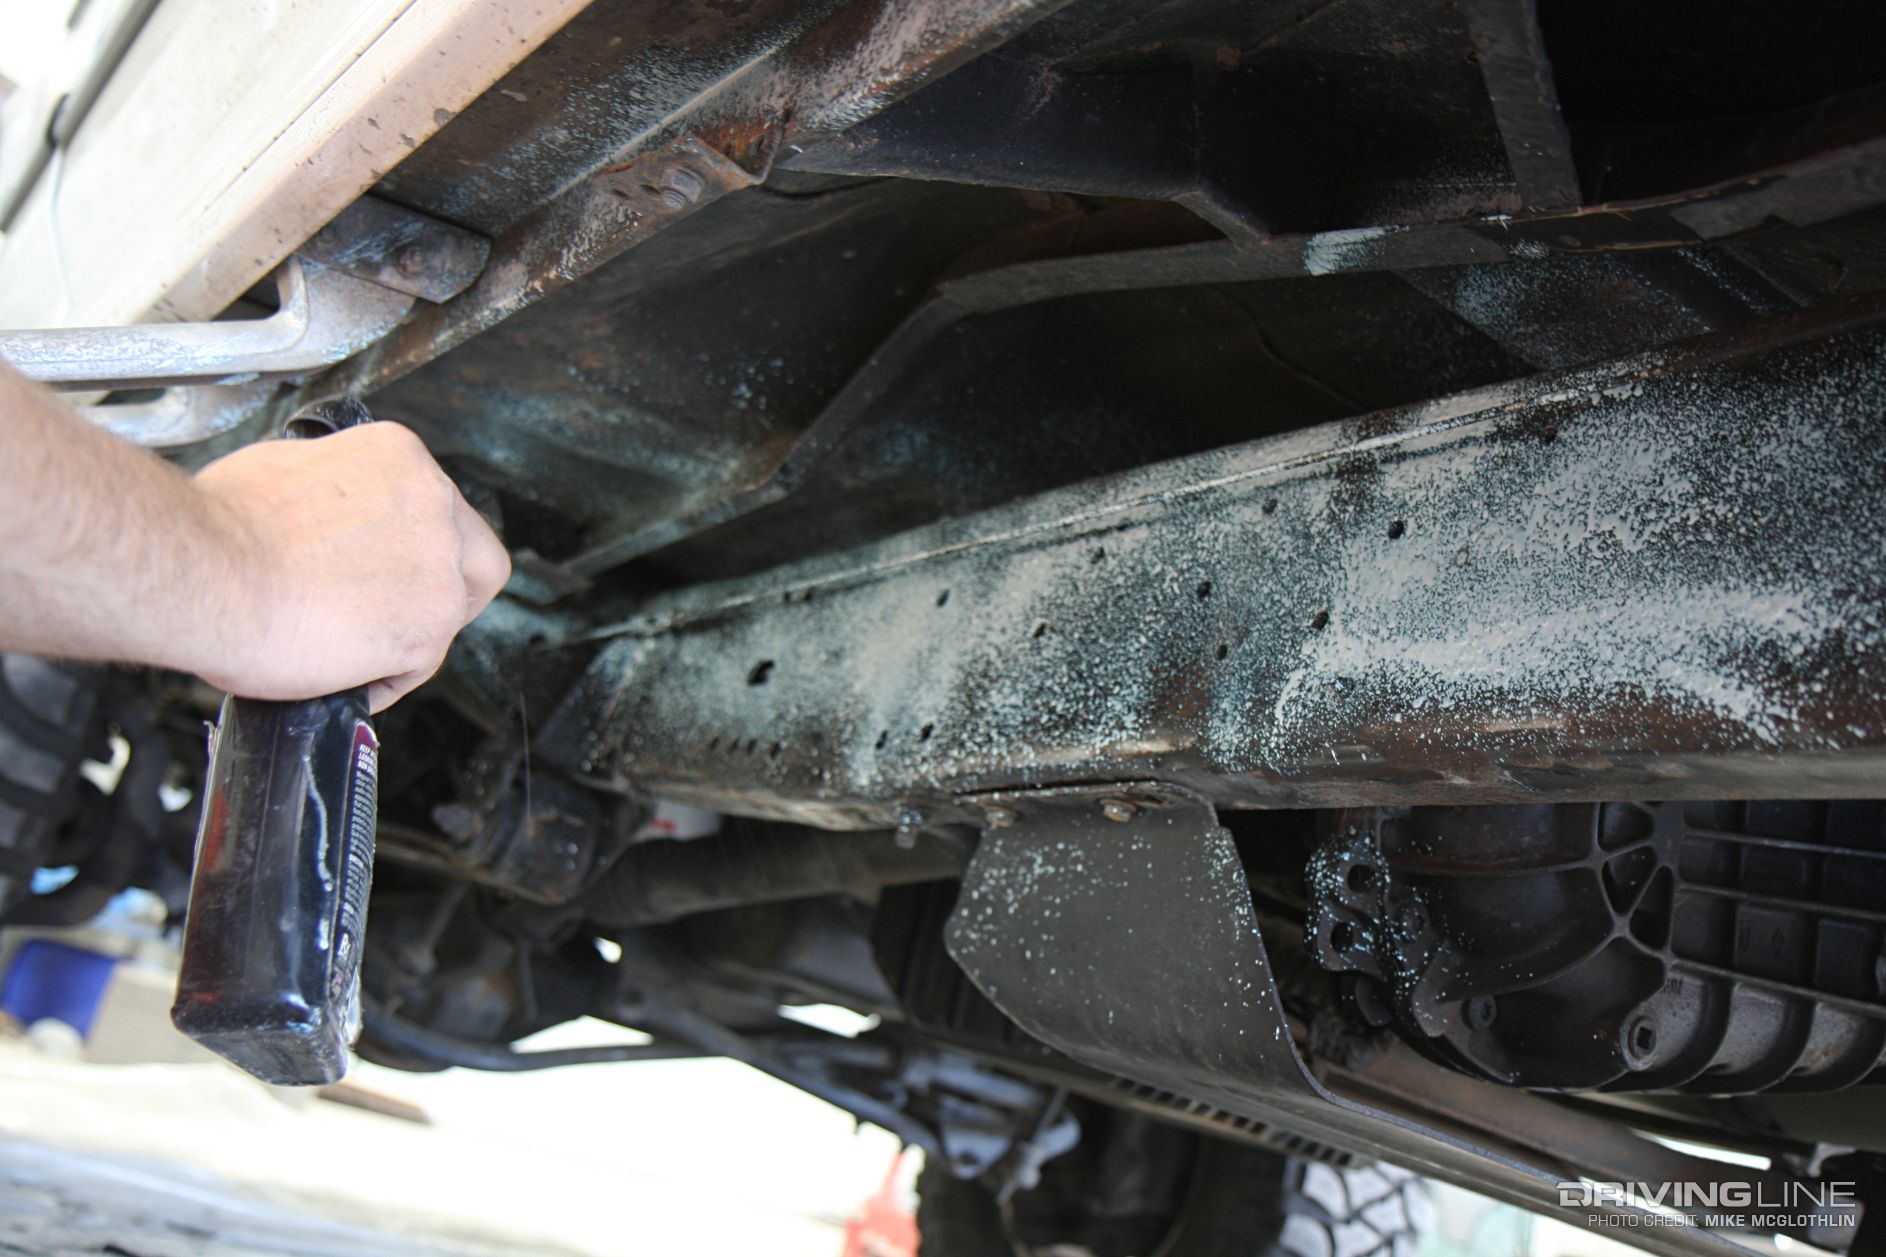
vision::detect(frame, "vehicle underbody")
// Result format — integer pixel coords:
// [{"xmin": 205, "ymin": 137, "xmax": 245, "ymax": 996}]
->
[{"xmin": 5, "ymin": 0, "xmax": 1886, "ymax": 1253}]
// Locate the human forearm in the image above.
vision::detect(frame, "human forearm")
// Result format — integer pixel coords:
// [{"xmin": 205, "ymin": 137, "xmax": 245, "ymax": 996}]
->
[
  {"xmin": 0, "ymin": 362, "xmax": 509, "ymax": 708},
  {"xmin": 0, "ymin": 365, "xmax": 256, "ymax": 678}
]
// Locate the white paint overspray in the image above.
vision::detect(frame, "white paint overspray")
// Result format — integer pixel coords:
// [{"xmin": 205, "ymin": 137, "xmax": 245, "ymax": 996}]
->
[
  {"xmin": 1302, "ymin": 226, "xmax": 1407, "ymax": 276},
  {"xmin": 541, "ymin": 317, "xmax": 1886, "ymax": 821}
]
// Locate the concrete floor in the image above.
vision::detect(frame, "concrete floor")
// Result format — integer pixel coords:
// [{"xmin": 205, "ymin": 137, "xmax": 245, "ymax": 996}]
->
[
  {"xmin": 0, "ymin": 1136, "xmax": 515, "ymax": 1257},
  {"xmin": 0, "ymin": 963, "xmax": 1734, "ymax": 1257},
  {"xmin": 0, "ymin": 1028, "xmax": 902, "ymax": 1256}
]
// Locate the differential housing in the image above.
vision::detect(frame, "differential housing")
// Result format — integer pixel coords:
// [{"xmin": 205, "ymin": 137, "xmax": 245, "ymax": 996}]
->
[{"xmin": 1309, "ymin": 800, "xmax": 1886, "ymax": 1093}]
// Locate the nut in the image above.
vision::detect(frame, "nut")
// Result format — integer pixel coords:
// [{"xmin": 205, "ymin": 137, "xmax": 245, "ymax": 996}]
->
[
  {"xmin": 1100, "ymin": 798, "xmax": 1139, "ymax": 823},
  {"xmin": 658, "ymin": 167, "xmax": 707, "ymax": 209},
  {"xmin": 983, "ymin": 805, "xmax": 1019, "ymax": 829},
  {"xmin": 394, "ymin": 243, "xmax": 428, "ymax": 276}
]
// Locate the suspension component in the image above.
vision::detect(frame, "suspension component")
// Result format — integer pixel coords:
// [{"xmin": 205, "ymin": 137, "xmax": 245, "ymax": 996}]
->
[{"xmin": 1309, "ymin": 802, "xmax": 1886, "ymax": 1093}]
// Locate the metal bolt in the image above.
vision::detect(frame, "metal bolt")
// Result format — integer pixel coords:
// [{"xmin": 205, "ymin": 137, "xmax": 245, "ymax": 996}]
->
[
  {"xmin": 983, "ymin": 805, "xmax": 1019, "ymax": 830},
  {"xmin": 1622, "ymin": 1012, "xmax": 1659, "ymax": 1068},
  {"xmin": 1463, "ymin": 995, "xmax": 1498, "ymax": 1031},
  {"xmin": 658, "ymin": 167, "xmax": 706, "ymax": 210},
  {"xmin": 894, "ymin": 804, "xmax": 925, "ymax": 848},
  {"xmin": 1100, "ymin": 798, "xmax": 1139, "ymax": 823},
  {"xmin": 394, "ymin": 243, "xmax": 429, "ymax": 277}
]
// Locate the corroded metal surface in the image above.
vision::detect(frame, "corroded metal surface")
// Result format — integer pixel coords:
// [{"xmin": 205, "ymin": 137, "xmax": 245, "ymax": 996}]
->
[
  {"xmin": 299, "ymin": 196, "xmax": 490, "ymax": 305},
  {"xmin": 549, "ymin": 136, "xmax": 1886, "ymax": 580},
  {"xmin": 317, "ymin": 0, "xmax": 1076, "ymax": 399},
  {"xmin": 538, "ymin": 303, "xmax": 1886, "ymax": 824},
  {"xmin": 324, "ymin": 137, "xmax": 769, "ymax": 399},
  {"xmin": 941, "ymin": 785, "xmax": 1813, "ymax": 1254},
  {"xmin": 310, "ymin": 0, "xmax": 1886, "ymax": 582}
]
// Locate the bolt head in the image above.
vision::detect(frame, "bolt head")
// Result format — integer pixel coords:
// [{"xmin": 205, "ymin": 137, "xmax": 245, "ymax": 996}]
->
[
  {"xmin": 394, "ymin": 243, "xmax": 428, "ymax": 276},
  {"xmin": 660, "ymin": 167, "xmax": 706, "ymax": 209},
  {"xmin": 1100, "ymin": 798, "xmax": 1139, "ymax": 823},
  {"xmin": 983, "ymin": 805, "xmax": 1019, "ymax": 829},
  {"xmin": 1621, "ymin": 1012, "xmax": 1659, "ymax": 1068}
]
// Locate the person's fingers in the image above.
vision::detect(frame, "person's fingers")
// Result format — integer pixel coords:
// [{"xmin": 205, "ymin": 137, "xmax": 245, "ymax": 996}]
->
[
  {"xmin": 449, "ymin": 489, "xmax": 510, "ymax": 623},
  {"xmin": 190, "ymin": 419, "xmax": 501, "ymax": 705},
  {"xmin": 369, "ymin": 669, "xmax": 427, "ymax": 713},
  {"xmin": 368, "ymin": 646, "xmax": 450, "ymax": 712},
  {"xmin": 373, "ymin": 482, "xmax": 501, "ymax": 712}
]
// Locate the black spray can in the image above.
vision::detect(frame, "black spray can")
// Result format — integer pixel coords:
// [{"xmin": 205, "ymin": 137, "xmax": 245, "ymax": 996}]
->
[{"xmin": 171, "ymin": 688, "xmax": 377, "ymax": 1084}]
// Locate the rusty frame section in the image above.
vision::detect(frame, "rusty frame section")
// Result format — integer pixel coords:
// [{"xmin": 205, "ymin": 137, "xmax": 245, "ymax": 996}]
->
[
  {"xmin": 314, "ymin": 0, "xmax": 1076, "ymax": 400},
  {"xmin": 538, "ymin": 300, "xmax": 1886, "ymax": 826},
  {"xmin": 551, "ymin": 134, "xmax": 1886, "ymax": 581},
  {"xmin": 288, "ymin": 1, "xmax": 1885, "ymax": 584}
]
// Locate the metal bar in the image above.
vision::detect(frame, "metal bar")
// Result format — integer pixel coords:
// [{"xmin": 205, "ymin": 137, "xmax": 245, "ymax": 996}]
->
[
  {"xmin": 1462, "ymin": 0, "xmax": 1582, "ymax": 209},
  {"xmin": 1669, "ymin": 959, "xmax": 1886, "ymax": 1022},
  {"xmin": 79, "ymin": 382, "xmax": 276, "ymax": 450},
  {"xmin": 1, "ymin": 259, "xmax": 311, "ymax": 388},
  {"xmin": 537, "ymin": 301, "xmax": 1886, "ymax": 823},
  {"xmin": 17, "ymin": 197, "xmax": 480, "ymax": 442},
  {"xmin": 315, "ymin": 0, "xmax": 1079, "ymax": 401},
  {"xmin": 1680, "ymin": 883, "xmax": 1886, "ymax": 929},
  {"xmin": 0, "ymin": 259, "xmax": 412, "ymax": 393},
  {"xmin": 582, "ymin": 823, "xmax": 969, "ymax": 927},
  {"xmin": 557, "ymin": 135, "xmax": 1886, "ymax": 577}
]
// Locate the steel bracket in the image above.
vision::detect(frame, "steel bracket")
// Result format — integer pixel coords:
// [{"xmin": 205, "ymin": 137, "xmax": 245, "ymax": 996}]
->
[
  {"xmin": 943, "ymin": 783, "xmax": 1853, "ymax": 1254},
  {"xmin": 298, "ymin": 195, "xmax": 491, "ymax": 305},
  {"xmin": 0, "ymin": 256, "xmax": 413, "ymax": 394},
  {"xmin": 1, "ymin": 197, "xmax": 490, "ymax": 446}
]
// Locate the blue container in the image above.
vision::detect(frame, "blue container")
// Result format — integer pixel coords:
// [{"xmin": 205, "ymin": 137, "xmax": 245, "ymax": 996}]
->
[{"xmin": 0, "ymin": 938, "xmax": 118, "ymax": 1038}]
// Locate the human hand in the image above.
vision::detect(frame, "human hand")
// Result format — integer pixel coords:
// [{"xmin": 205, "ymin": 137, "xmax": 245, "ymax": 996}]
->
[{"xmin": 189, "ymin": 423, "xmax": 510, "ymax": 711}]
